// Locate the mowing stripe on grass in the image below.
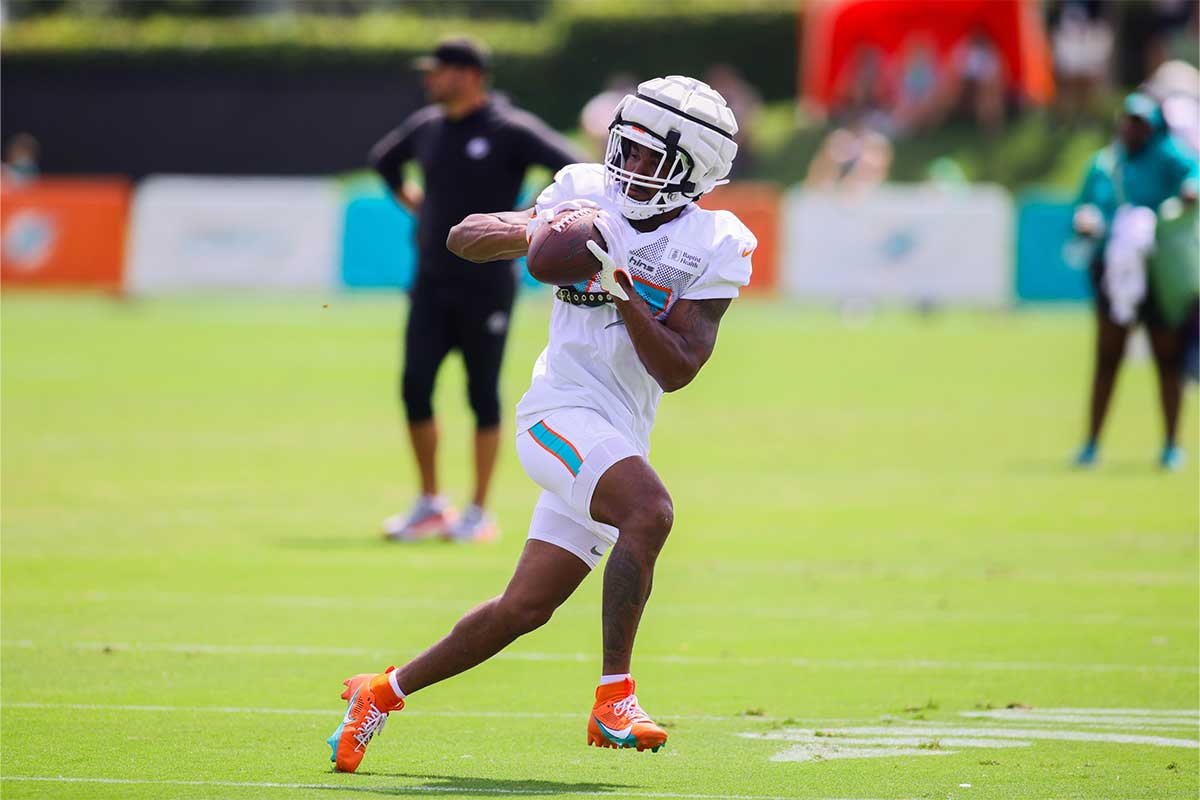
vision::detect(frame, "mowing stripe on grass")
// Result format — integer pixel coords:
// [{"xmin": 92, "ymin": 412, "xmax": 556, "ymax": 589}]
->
[
  {"xmin": 5, "ymin": 639, "xmax": 1196, "ymax": 674},
  {"xmin": 0, "ymin": 776, "xmax": 898, "ymax": 800},
  {"xmin": 0, "ymin": 702, "xmax": 832, "ymax": 724},
  {"xmin": 6, "ymin": 703, "xmax": 1195, "ymax": 732},
  {"xmin": 20, "ymin": 588, "xmax": 1199, "ymax": 628}
]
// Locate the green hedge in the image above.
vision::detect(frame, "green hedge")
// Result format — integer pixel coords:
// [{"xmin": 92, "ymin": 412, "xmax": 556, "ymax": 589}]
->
[
  {"xmin": 0, "ymin": 11, "xmax": 558, "ymax": 57},
  {"xmin": 0, "ymin": 1, "xmax": 797, "ymax": 129}
]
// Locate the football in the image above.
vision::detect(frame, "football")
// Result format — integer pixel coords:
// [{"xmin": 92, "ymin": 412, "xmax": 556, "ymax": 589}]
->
[{"xmin": 526, "ymin": 206, "xmax": 607, "ymax": 286}]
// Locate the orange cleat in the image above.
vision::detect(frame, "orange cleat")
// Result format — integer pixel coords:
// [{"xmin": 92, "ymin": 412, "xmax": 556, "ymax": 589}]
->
[
  {"xmin": 327, "ymin": 667, "xmax": 404, "ymax": 773},
  {"xmin": 586, "ymin": 677, "xmax": 667, "ymax": 752}
]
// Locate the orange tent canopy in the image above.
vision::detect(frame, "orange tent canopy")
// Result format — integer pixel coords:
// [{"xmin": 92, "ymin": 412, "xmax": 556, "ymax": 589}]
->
[{"xmin": 802, "ymin": 0, "xmax": 1055, "ymax": 110}]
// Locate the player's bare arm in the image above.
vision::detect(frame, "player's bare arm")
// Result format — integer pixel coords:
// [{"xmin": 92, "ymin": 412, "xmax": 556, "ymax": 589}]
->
[
  {"xmin": 446, "ymin": 210, "xmax": 531, "ymax": 262},
  {"xmin": 612, "ymin": 282, "xmax": 732, "ymax": 393},
  {"xmin": 395, "ymin": 182, "xmax": 424, "ymax": 215}
]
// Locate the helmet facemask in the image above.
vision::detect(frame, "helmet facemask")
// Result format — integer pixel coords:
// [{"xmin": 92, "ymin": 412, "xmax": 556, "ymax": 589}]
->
[{"xmin": 603, "ymin": 122, "xmax": 696, "ymax": 221}]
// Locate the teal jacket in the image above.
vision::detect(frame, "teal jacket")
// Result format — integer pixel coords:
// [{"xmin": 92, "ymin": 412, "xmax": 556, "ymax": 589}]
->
[{"xmin": 1075, "ymin": 98, "xmax": 1199, "ymax": 227}]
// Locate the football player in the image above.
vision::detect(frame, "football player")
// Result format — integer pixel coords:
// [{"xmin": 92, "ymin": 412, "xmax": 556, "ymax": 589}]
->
[{"xmin": 328, "ymin": 75, "xmax": 756, "ymax": 772}]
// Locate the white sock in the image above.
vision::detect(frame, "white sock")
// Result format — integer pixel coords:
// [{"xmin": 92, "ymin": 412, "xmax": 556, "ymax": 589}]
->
[
  {"xmin": 599, "ymin": 673, "xmax": 631, "ymax": 686},
  {"xmin": 388, "ymin": 669, "xmax": 407, "ymax": 700}
]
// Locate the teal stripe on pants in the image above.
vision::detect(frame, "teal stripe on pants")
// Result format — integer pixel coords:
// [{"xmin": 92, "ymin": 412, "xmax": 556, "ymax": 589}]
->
[{"xmin": 530, "ymin": 421, "xmax": 583, "ymax": 476}]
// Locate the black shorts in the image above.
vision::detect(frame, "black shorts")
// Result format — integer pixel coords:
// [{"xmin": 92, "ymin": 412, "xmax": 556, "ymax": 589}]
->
[{"xmin": 401, "ymin": 274, "xmax": 516, "ymax": 427}]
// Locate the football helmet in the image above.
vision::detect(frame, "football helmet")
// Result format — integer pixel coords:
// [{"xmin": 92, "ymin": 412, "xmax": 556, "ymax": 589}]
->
[{"xmin": 604, "ymin": 75, "xmax": 739, "ymax": 220}]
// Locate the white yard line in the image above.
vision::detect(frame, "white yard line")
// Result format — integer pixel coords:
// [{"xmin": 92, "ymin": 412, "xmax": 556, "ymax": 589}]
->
[
  {"xmin": 959, "ymin": 710, "xmax": 1199, "ymax": 728},
  {"xmin": 976, "ymin": 707, "xmax": 1198, "ymax": 717},
  {"xmin": 4, "ymin": 639, "xmax": 1196, "ymax": 674},
  {"xmin": 756, "ymin": 725, "xmax": 1200, "ymax": 749},
  {"xmin": 0, "ymin": 776, "xmax": 893, "ymax": 800}
]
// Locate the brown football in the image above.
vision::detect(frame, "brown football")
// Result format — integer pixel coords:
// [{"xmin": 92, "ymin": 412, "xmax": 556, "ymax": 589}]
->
[{"xmin": 526, "ymin": 206, "xmax": 607, "ymax": 286}]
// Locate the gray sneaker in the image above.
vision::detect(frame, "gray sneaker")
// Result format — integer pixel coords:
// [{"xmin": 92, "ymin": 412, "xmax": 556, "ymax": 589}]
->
[
  {"xmin": 443, "ymin": 504, "xmax": 499, "ymax": 543},
  {"xmin": 382, "ymin": 495, "xmax": 456, "ymax": 541}
]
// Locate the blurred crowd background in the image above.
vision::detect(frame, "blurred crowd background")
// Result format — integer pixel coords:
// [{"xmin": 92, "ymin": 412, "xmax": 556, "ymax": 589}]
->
[{"xmin": 0, "ymin": 0, "xmax": 1197, "ymax": 304}]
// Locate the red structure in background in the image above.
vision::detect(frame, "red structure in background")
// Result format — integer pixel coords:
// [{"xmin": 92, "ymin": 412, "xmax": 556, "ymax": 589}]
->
[
  {"xmin": 699, "ymin": 183, "xmax": 780, "ymax": 294},
  {"xmin": 801, "ymin": 0, "xmax": 1054, "ymax": 111},
  {"xmin": 1, "ymin": 178, "xmax": 130, "ymax": 290}
]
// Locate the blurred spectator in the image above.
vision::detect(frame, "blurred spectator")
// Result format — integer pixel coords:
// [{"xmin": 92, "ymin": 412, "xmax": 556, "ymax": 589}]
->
[
  {"xmin": 1146, "ymin": 59, "xmax": 1200, "ymax": 155},
  {"xmin": 1070, "ymin": 92, "xmax": 1199, "ymax": 471},
  {"xmin": 704, "ymin": 64, "xmax": 762, "ymax": 177},
  {"xmin": 830, "ymin": 45, "xmax": 896, "ymax": 136},
  {"xmin": 1118, "ymin": 0, "xmax": 1198, "ymax": 86},
  {"xmin": 892, "ymin": 34, "xmax": 943, "ymax": 135},
  {"xmin": 804, "ymin": 114, "xmax": 892, "ymax": 194},
  {"xmin": 580, "ymin": 73, "xmax": 636, "ymax": 158},
  {"xmin": 1051, "ymin": 0, "xmax": 1113, "ymax": 123},
  {"xmin": 1143, "ymin": 0, "xmax": 1199, "ymax": 79},
  {"xmin": 1, "ymin": 133, "xmax": 40, "ymax": 186},
  {"xmin": 944, "ymin": 28, "xmax": 1007, "ymax": 134}
]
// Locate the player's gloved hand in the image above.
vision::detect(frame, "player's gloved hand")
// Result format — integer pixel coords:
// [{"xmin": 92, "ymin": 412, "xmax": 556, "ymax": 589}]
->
[
  {"xmin": 525, "ymin": 199, "xmax": 601, "ymax": 244},
  {"xmin": 586, "ymin": 209, "xmax": 631, "ymax": 302}
]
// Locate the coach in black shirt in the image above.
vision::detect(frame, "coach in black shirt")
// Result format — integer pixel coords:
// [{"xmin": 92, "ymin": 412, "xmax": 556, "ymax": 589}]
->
[{"xmin": 370, "ymin": 37, "xmax": 583, "ymax": 543}]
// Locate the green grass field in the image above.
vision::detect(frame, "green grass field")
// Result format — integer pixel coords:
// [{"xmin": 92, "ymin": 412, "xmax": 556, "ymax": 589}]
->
[{"xmin": 2, "ymin": 294, "xmax": 1197, "ymax": 800}]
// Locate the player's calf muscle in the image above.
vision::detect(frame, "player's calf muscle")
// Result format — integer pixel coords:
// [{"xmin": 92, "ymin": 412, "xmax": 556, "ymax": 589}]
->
[{"xmin": 601, "ymin": 545, "xmax": 648, "ymax": 664}]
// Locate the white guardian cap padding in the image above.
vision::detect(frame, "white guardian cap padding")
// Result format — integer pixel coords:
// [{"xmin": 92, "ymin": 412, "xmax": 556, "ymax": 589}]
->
[{"xmin": 604, "ymin": 75, "xmax": 739, "ymax": 220}]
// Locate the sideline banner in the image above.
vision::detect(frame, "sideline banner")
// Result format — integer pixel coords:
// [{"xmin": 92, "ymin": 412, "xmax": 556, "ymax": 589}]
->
[
  {"xmin": 341, "ymin": 193, "xmax": 418, "ymax": 290},
  {"xmin": 780, "ymin": 185, "xmax": 1012, "ymax": 306},
  {"xmin": 339, "ymin": 178, "xmax": 544, "ymax": 292},
  {"xmin": 699, "ymin": 182, "xmax": 780, "ymax": 293},
  {"xmin": 127, "ymin": 176, "xmax": 341, "ymax": 293},
  {"xmin": 1, "ymin": 178, "xmax": 130, "ymax": 289},
  {"xmin": 1014, "ymin": 193, "xmax": 1090, "ymax": 303}
]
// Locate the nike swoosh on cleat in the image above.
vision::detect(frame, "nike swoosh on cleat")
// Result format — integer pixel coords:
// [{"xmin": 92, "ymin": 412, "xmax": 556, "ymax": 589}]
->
[
  {"xmin": 341, "ymin": 688, "xmax": 361, "ymax": 725},
  {"xmin": 595, "ymin": 716, "xmax": 634, "ymax": 741}
]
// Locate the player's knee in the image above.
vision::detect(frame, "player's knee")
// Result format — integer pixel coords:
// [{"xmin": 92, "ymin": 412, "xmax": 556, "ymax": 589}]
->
[
  {"xmin": 624, "ymin": 494, "xmax": 674, "ymax": 551},
  {"xmin": 402, "ymin": 372, "xmax": 434, "ymax": 421},
  {"xmin": 1096, "ymin": 347, "xmax": 1123, "ymax": 373},
  {"xmin": 469, "ymin": 393, "xmax": 501, "ymax": 428},
  {"xmin": 466, "ymin": 374, "xmax": 501, "ymax": 427},
  {"xmin": 496, "ymin": 595, "xmax": 555, "ymax": 635}
]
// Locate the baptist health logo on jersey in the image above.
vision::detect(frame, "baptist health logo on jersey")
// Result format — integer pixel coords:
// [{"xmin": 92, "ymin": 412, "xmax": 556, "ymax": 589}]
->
[
  {"xmin": 665, "ymin": 245, "xmax": 703, "ymax": 272},
  {"xmin": 628, "ymin": 240, "xmax": 703, "ymax": 278}
]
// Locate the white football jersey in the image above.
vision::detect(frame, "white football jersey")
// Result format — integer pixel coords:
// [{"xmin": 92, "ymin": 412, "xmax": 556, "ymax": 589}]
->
[{"xmin": 514, "ymin": 163, "xmax": 755, "ymax": 452}]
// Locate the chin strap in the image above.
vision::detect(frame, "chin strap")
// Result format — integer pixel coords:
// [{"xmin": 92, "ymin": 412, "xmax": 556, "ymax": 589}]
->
[{"xmin": 660, "ymin": 130, "xmax": 696, "ymax": 195}]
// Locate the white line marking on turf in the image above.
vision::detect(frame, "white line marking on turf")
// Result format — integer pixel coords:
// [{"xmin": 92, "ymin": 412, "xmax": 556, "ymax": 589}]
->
[
  {"xmin": 748, "ymin": 725, "xmax": 1200, "ymax": 749},
  {"xmin": 6, "ymin": 639, "xmax": 1196, "ymax": 674},
  {"xmin": 0, "ymin": 777, "xmax": 895, "ymax": 800},
  {"xmin": 0, "ymin": 702, "xmax": 832, "ymax": 724},
  {"xmin": 960, "ymin": 709, "xmax": 1199, "ymax": 729},
  {"xmin": 741, "ymin": 714, "xmax": 1200, "ymax": 763},
  {"xmin": 968, "ymin": 707, "xmax": 1199, "ymax": 717}
]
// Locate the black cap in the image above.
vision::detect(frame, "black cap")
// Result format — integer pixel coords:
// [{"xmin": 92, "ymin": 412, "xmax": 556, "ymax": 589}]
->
[{"xmin": 413, "ymin": 37, "xmax": 491, "ymax": 72}]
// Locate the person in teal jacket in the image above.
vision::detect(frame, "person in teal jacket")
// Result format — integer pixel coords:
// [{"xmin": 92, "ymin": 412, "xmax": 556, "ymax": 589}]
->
[{"xmin": 1072, "ymin": 91, "xmax": 1198, "ymax": 471}]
